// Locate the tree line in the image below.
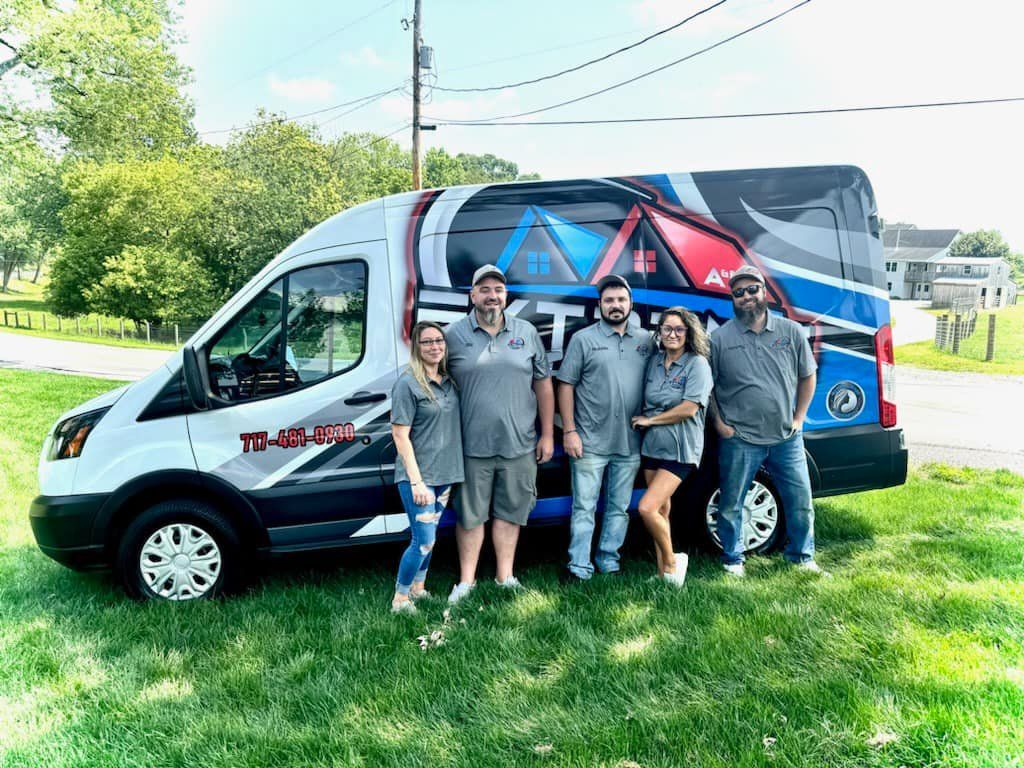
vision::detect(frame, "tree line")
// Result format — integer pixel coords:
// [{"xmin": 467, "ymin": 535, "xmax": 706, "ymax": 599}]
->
[{"xmin": 0, "ymin": 0, "xmax": 538, "ymax": 323}]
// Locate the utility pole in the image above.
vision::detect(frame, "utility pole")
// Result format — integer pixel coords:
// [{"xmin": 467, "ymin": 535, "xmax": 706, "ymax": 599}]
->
[{"xmin": 411, "ymin": 0, "xmax": 422, "ymax": 190}]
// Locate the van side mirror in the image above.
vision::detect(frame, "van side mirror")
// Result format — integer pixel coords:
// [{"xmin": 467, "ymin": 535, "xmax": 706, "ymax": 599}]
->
[{"xmin": 182, "ymin": 346, "xmax": 210, "ymax": 411}]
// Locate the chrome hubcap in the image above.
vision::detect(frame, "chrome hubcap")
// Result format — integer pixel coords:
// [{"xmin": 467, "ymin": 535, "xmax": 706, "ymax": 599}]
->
[
  {"xmin": 139, "ymin": 523, "xmax": 221, "ymax": 600},
  {"xmin": 706, "ymin": 480, "xmax": 779, "ymax": 551}
]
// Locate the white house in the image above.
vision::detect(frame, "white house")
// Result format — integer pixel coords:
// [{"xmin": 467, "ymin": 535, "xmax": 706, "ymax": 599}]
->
[{"xmin": 882, "ymin": 228, "xmax": 1017, "ymax": 308}]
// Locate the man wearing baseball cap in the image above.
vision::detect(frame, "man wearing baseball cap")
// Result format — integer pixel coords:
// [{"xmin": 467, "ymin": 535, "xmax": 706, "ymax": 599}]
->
[
  {"xmin": 443, "ymin": 264, "xmax": 554, "ymax": 603},
  {"xmin": 709, "ymin": 264, "xmax": 827, "ymax": 577},
  {"xmin": 556, "ymin": 274, "xmax": 653, "ymax": 582}
]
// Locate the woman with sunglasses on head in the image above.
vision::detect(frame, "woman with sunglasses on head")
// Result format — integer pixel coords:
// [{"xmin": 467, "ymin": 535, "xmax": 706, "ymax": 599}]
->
[
  {"xmin": 389, "ymin": 321, "xmax": 464, "ymax": 613},
  {"xmin": 631, "ymin": 307, "xmax": 713, "ymax": 585}
]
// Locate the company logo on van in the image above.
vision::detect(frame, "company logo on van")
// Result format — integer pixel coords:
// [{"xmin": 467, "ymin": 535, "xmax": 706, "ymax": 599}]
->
[{"xmin": 826, "ymin": 380, "xmax": 865, "ymax": 421}]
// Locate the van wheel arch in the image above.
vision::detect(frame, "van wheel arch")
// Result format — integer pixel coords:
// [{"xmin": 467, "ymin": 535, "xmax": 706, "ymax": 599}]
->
[{"xmin": 99, "ymin": 471, "xmax": 268, "ymax": 561}]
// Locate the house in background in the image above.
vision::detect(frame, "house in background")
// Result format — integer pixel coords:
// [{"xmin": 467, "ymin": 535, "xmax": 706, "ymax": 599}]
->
[{"xmin": 882, "ymin": 228, "xmax": 1017, "ymax": 308}]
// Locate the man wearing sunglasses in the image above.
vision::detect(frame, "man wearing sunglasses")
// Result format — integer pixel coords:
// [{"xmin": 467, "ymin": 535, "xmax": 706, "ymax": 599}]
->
[
  {"xmin": 710, "ymin": 265, "xmax": 827, "ymax": 578},
  {"xmin": 556, "ymin": 274, "xmax": 653, "ymax": 582}
]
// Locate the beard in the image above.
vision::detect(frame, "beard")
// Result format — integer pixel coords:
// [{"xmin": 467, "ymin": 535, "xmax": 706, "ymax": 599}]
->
[
  {"xmin": 600, "ymin": 305, "xmax": 630, "ymax": 327},
  {"xmin": 475, "ymin": 304, "xmax": 502, "ymax": 325},
  {"xmin": 734, "ymin": 295, "xmax": 767, "ymax": 324}
]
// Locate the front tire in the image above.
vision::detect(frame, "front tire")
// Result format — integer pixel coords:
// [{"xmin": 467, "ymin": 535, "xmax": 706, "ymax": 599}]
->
[{"xmin": 116, "ymin": 499, "xmax": 242, "ymax": 601}]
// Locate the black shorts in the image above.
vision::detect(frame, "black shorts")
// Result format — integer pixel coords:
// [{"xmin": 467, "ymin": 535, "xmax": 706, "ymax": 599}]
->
[{"xmin": 641, "ymin": 456, "xmax": 696, "ymax": 482}]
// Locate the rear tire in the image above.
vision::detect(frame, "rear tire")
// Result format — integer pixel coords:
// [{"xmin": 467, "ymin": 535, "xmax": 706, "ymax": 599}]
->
[
  {"xmin": 116, "ymin": 499, "xmax": 243, "ymax": 601},
  {"xmin": 700, "ymin": 472, "xmax": 785, "ymax": 556}
]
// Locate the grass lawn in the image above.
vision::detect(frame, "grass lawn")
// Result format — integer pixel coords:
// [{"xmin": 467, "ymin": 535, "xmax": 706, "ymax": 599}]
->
[
  {"xmin": 1, "ymin": 367, "xmax": 1022, "ymax": 767},
  {"xmin": 898, "ymin": 303, "xmax": 1024, "ymax": 375},
  {"xmin": 0, "ymin": 278, "xmax": 184, "ymax": 351}
]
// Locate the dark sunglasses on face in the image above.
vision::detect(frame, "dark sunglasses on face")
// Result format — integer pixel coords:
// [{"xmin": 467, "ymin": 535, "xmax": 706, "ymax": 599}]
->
[{"xmin": 731, "ymin": 284, "xmax": 762, "ymax": 298}]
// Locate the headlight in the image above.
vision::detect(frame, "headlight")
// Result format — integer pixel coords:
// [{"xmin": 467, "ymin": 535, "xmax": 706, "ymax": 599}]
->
[{"xmin": 48, "ymin": 408, "xmax": 109, "ymax": 461}]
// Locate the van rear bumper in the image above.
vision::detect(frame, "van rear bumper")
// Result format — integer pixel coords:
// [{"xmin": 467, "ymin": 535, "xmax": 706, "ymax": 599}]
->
[
  {"xmin": 29, "ymin": 493, "xmax": 110, "ymax": 571},
  {"xmin": 804, "ymin": 424, "xmax": 908, "ymax": 497}
]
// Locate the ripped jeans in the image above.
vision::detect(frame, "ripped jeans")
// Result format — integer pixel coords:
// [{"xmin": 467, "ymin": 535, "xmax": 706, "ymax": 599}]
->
[{"xmin": 395, "ymin": 481, "xmax": 451, "ymax": 595}]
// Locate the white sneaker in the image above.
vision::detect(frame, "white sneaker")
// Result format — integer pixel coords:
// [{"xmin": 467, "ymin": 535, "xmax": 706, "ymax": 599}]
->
[
  {"xmin": 447, "ymin": 582, "xmax": 475, "ymax": 604},
  {"xmin": 723, "ymin": 563, "xmax": 746, "ymax": 578},
  {"xmin": 794, "ymin": 560, "xmax": 831, "ymax": 577},
  {"xmin": 662, "ymin": 553, "xmax": 688, "ymax": 586},
  {"xmin": 495, "ymin": 575, "xmax": 523, "ymax": 590},
  {"xmin": 391, "ymin": 599, "xmax": 417, "ymax": 614},
  {"xmin": 410, "ymin": 589, "xmax": 431, "ymax": 600}
]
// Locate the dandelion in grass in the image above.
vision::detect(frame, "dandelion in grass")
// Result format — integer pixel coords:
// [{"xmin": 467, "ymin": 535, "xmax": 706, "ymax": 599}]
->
[{"xmin": 866, "ymin": 731, "xmax": 899, "ymax": 748}]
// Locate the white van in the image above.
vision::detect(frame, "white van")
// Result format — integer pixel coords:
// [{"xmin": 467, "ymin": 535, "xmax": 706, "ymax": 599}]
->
[{"xmin": 31, "ymin": 166, "xmax": 907, "ymax": 600}]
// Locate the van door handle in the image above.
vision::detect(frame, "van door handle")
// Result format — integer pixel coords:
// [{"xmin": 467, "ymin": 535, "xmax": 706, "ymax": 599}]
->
[{"xmin": 344, "ymin": 391, "xmax": 387, "ymax": 405}]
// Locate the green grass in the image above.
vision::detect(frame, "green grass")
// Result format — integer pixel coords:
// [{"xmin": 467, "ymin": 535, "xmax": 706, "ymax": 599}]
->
[
  {"xmin": 0, "ymin": 278, "xmax": 187, "ymax": 351},
  {"xmin": 2, "ymin": 367, "xmax": 1023, "ymax": 767},
  {"xmin": 897, "ymin": 303, "xmax": 1024, "ymax": 375}
]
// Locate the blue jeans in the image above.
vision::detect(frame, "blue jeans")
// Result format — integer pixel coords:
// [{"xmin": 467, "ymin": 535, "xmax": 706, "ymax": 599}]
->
[
  {"xmin": 717, "ymin": 432, "xmax": 815, "ymax": 565},
  {"xmin": 568, "ymin": 453, "xmax": 641, "ymax": 578},
  {"xmin": 395, "ymin": 481, "xmax": 450, "ymax": 595}
]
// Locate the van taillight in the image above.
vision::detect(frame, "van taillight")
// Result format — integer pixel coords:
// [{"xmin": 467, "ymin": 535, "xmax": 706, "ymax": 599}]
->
[{"xmin": 874, "ymin": 324, "xmax": 897, "ymax": 428}]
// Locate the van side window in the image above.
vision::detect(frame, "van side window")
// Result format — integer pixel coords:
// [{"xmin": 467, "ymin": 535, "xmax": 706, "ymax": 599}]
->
[
  {"xmin": 206, "ymin": 261, "xmax": 367, "ymax": 403},
  {"xmin": 286, "ymin": 262, "xmax": 366, "ymax": 385}
]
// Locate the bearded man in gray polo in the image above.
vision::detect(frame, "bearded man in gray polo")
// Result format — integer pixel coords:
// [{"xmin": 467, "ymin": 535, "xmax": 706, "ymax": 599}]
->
[
  {"xmin": 710, "ymin": 265, "xmax": 827, "ymax": 578},
  {"xmin": 444, "ymin": 264, "xmax": 554, "ymax": 604},
  {"xmin": 556, "ymin": 274, "xmax": 653, "ymax": 581}
]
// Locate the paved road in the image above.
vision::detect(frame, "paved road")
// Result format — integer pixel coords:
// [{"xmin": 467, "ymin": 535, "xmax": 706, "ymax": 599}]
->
[
  {"xmin": 890, "ymin": 299, "xmax": 935, "ymax": 345},
  {"xmin": 897, "ymin": 365, "xmax": 1023, "ymax": 474},
  {"xmin": 0, "ymin": 330, "xmax": 171, "ymax": 380},
  {"xmin": 2, "ymin": 330, "xmax": 1020, "ymax": 474}
]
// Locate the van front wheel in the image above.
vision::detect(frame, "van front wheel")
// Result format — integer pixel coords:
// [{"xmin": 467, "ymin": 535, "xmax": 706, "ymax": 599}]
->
[{"xmin": 116, "ymin": 499, "xmax": 242, "ymax": 601}]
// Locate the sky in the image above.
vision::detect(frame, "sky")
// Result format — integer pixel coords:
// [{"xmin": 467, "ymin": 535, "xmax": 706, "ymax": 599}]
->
[{"xmin": 174, "ymin": 0, "xmax": 1024, "ymax": 251}]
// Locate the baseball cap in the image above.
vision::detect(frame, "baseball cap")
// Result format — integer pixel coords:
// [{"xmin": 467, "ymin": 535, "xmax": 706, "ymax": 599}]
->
[
  {"xmin": 728, "ymin": 265, "xmax": 765, "ymax": 288},
  {"xmin": 596, "ymin": 273, "xmax": 632, "ymax": 296},
  {"xmin": 472, "ymin": 264, "xmax": 506, "ymax": 286}
]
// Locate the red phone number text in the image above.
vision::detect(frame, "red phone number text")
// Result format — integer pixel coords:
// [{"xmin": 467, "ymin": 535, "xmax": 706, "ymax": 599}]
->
[{"xmin": 239, "ymin": 424, "xmax": 357, "ymax": 452}]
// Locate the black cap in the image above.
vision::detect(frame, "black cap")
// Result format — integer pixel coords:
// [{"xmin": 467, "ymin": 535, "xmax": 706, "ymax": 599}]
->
[{"xmin": 596, "ymin": 274, "xmax": 632, "ymax": 296}]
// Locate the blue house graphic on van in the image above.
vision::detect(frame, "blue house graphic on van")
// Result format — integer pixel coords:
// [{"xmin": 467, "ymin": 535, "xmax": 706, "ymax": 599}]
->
[{"xmin": 496, "ymin": 206, "xmax": 608, "ymax": 283}]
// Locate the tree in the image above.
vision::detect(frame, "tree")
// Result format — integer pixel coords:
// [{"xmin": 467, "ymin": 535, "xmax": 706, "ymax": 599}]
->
[
  {"xmin": 1, "ymin": 0, "xmax": 194, "ymax": 161},
  {"xmin": 424, "ymin": 147, "xmax": 466, "ymax": 188},
  {"xmin": 457, "ymin": 152, "xmax": 520, "ymax": 184},
  {"xmin": 47, "ymin": 154, "xmax": 220, "ymax": 319}
]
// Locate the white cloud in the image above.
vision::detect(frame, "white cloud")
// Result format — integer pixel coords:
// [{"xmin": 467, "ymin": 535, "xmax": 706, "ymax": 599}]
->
[
  {"xmin": 267, "ymin": 74, "xmax": 337, "ymax": 103},
  {"xmin": 340, "ymin": 46, "xmax": 400, "ymax": 72}
]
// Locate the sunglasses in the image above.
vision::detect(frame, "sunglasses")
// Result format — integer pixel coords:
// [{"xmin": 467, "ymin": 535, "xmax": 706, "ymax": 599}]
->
[{"xmin": 731, "ymin": 284, "xmax": 762, "ymax": 298}]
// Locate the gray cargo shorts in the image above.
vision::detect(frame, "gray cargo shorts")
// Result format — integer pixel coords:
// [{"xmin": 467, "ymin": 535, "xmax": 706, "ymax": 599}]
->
[{"xmin": 455, "ymin": 452, "xmax": 537, "ymax": 529}]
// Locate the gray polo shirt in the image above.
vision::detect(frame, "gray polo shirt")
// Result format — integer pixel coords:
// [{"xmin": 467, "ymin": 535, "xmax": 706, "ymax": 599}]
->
[
  {"xmin": 445, "ymin": 311, "xmax": 551, "ymax": 459},
  {"xmin": 390, "ymin": 369, "xmax": 465, "ymax": 486},
  {"xmin": 640, "ymin": 351, "xmax": 713, "ymax": 464},
  {"xmin": 555, "ymin": 320, "xmax": 654, "ymax": 456},
  {"xmin": 710, "ymin": 312, "xmax": 817, "ymax": 446}
]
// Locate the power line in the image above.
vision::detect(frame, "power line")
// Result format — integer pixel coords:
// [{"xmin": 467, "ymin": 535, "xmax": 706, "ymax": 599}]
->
[
  {"xmin": 426, "ymin": 0, "xmax": 811, "ymax": 124},
  {"xmin": 223, "ymin": 0, "xmax": 403, "ymax": 90},
  {"xmin": 433, "ymin": 0, "xmax": 728, "ymax": 93},
  {"xmin": 198, "ymin": 85, "xmax": 406, "ymax": 137},
  {"xmin": 427, "ymin": 96, "xmax": 1024, "ymax": 127}
]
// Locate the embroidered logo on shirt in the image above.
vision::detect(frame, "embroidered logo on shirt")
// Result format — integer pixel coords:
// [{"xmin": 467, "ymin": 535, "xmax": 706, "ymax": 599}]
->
[
  {"xmin": 507, "ymin": 337, "xmax": 526, "ymax": 350},
  {"xmin": 668, "ymin": 374, "xmax": 687, "ymax": 390},
  {"xmin": 636, "ymin": 344, "xmax": 651, "ymax": 356},
  {"xmin": 770, "ymin": 337, "xmax": 792, "ymax": 350}
]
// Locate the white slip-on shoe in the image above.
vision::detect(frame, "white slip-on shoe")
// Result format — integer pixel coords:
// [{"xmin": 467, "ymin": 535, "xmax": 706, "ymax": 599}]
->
[
  {"xmin": 723, "ymin": 563, "xmax": 746, "ymax": 578},
  {"xmin": 447, "ymin": 582, "xmax": 475, "ymax": 604},
  {"xmin": 495, "ymin": 575, "xmax": 523, "ymax": 590},
  {"xmin": 410, "ymin": 589, "xmax": 431, "ymax": 600},
  {"xmin": 666, "ymin": 552, "xmax": 688, "ymax": 586}
]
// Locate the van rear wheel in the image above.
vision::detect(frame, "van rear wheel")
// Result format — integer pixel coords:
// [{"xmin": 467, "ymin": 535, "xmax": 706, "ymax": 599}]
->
[
  {"xmin": 702, "ymin": 473, "xmax": 784, "ymax": 556},
  {"xmin": 116, "ymin": 499, "xmax": 242, "ymax": 601}
]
